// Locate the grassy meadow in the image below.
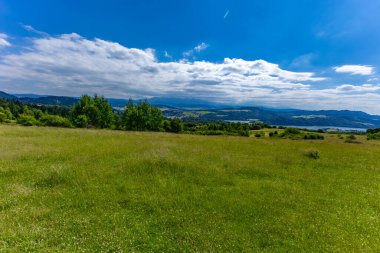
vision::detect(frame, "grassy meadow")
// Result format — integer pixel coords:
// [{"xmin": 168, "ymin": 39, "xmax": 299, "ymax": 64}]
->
[{"xmin": 1, "ymin": 125, "xmax": 380, "ymax": 252}]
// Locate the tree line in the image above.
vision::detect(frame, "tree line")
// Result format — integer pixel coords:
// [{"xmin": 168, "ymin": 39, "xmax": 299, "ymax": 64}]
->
[{"xmin": 0, "ymin": 95, "xmax": 269, "ymax": 137}]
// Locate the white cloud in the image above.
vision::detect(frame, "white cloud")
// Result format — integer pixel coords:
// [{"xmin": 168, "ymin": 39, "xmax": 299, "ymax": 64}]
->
[
  {"xmin": 164, "ymin": 51, "xmax": 172, "ymax": 59},
  {"xmin": 335, "ymin": 84, "xmax": 380, "ymax": 93},
  {"xmin": 0, "ymin": 33, "xmax": 380, "ymax": 114},
  {"xmin": 368, "ymin": 77, "xmax": 379, "ymax": 82},
  {"xmin": 334, "ymin": 65, "xmax": 374, "ymax": 75},
  {"xmin": 194, "ymin": 42, "xmax": 208, "ymax": 52},
  {"xmin": 20, "ymin": 24, "xmax": 49, "ymax": 36},
  {"xmin": 0, "ymin": 33, "xmax": 11, "ymax": 47},
  {"xmin": 183, "ymin": 42, "xmax": 209, "ymax": 58}
]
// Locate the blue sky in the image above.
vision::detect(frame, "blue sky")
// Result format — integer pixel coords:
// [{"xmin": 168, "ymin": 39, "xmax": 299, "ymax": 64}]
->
[{"xmin": 0, "ymin": 0, "xmax": 380, "ymax": 113}]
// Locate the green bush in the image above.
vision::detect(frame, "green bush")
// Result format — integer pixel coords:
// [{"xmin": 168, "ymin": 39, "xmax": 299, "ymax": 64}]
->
[
  {"xmin": 254, "ymin": 132, "xmax": 264, "ymax": 138},
  {"xmin": 304, "ymin": 148, "xmax": 320, "ymax": 159},
  {"xmin": 279, "ymin": 128, "xmax": 324, "ymax": 140},
  {"xmin": 40, "ymin": 114, "xmax": 73, "ymax": 128},
  {"xmin": 163, "ymin": 120, "xmax": 171, "ymax": 132},
  {"xmin": 169, "ymin": 117, "xmax": 183, "ymax": 133},
  {"xmin": 17, "ymin": 114, "xmax": 40, "ymax": 126},
  {"xmin": 0, "ymin": 108, "xmax": 13, "ymax": 123},
  {"xmin": 367, "ymin": 132, "xmax": 380, "ymax": 140},
  {"xmin": 239, "ymin": 130, "xmax": 250, "ymax": 137},
  {"xmin": 303, "ymin": 133, "xmax": 324, "ymax": 140},
  {"xmin": 269, "ymin": 131, "xmax": 279, "ymax": 137},
  {"xmin": 284, "ymin": 128, "xmax": 301, "ymax": 135},
  {"xmin": 75, "ymin": 115, "xmax": 89, "ymax": 128},
  {"xmin": 345, "ymin": 134, "xmax": 361, "ymax": 144},
  {"xmin": 0, "ymin": 112, "xmax": 6, "ymax": 123}
]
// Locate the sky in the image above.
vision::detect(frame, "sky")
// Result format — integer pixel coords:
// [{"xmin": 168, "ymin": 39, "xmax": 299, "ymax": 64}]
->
[{"xmin": 0, "ymin": 0, "xmax": 380, "ymax": 114}]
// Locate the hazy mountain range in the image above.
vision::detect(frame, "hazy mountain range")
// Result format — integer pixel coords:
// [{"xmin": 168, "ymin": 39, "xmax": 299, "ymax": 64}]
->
[{"xmin": 1, "ymin": 91, "xmax": 380, "ymax": 129}]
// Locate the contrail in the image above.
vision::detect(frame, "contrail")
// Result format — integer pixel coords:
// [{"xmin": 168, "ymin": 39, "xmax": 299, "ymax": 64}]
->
[{"xmin": 224, "ymin": 10, "xmax": 230, "ymax": 19}]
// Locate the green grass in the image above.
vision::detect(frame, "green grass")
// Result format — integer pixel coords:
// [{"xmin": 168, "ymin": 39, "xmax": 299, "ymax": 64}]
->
[{"xmin": 1, "ymin": 125, "xmax": 380, "ymax": 252}]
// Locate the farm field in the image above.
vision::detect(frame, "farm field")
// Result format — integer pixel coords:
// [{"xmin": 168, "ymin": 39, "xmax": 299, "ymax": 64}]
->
[{"xmin": 1, "ymin": 125, "xmax": 380, "ymax": 252}]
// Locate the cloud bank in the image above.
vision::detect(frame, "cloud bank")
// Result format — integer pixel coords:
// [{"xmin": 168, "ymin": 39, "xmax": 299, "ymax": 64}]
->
[{"xmin": 0, "ymin": 33, "xmax": 379, "ymax": 114}]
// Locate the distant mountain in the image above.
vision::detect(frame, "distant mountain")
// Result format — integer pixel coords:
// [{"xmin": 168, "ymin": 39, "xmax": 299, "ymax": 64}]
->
[
  {"xmin": 13, "ymin": 93, "xmax": 48, "ymax": 98},
  {"xmin": 107, "ymin": 98, "xmax": 130, "ymax": 107},
  {"xmin": 148, "ymin": 97, "xmax": 228, "ymax": 109},
  {"xmin": 18, "ymin": 96, "xmax": 79, "ymax": 106},
  {"xmin": 0, "ymin": 91, "xmax": 79, "ymax": 106},
  {"xmin": 161, "ymin": 107, "xmax": 380, "ymax": 129},
  {"xmin": 0, "ymin": 91, "xmax": 16, "ymax": 100}
]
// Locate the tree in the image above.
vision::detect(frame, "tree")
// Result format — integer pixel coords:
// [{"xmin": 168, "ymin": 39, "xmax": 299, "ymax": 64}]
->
[
  {"xmin": 122, "ymin": 99, "xmax": 163, "ymax": 131},
  {"xmin": 169, "ymin": 117, "xmax": 183, "ymax": 133},
  {"xmin": 163, "ymin": 120, "xmax": 171, "ymax": 132},
  {"xmin": 72, "ymin": 95, "xmax": 114, "ymax": 128},
  {"xmin": 93, "ymin": 95, "xmax": 114, "ymax": 128}
]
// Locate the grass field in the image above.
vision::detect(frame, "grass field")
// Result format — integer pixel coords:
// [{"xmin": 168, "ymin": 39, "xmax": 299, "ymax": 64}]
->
[{"xmin": 1, "ymin": 125, "xmax": 380, "ymax": 252}]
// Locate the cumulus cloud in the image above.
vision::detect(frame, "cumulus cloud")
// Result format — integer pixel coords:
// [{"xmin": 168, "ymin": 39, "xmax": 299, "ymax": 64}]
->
[
  {"xmin": 334, "ymin": 65, "xmax": 374, "ymax": 75},
  {"xmin": 0, "ymin": 33, "xmax": 11, "ymax": 47},
  {"xmin": 0, "ymin": 33, "xmax": 380, "ymax": 113}
]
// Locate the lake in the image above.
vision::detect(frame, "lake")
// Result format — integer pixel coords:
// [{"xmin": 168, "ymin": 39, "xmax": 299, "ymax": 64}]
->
[{"xmin": 275, "ymin": 125, "xmax": 368, "ymax": 132}]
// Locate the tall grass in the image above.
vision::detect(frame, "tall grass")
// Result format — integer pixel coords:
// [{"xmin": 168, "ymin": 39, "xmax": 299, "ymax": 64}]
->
[{"xmin": 0, "ymin": 125, "xmax": 380, "ymax": 251}]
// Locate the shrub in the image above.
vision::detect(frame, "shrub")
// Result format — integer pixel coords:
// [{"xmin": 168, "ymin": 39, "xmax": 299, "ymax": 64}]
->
[
  {"xmin": 269, "ymin": 131, "xmax": 279, "ymax": 137},
  {"xmin": 169, "ymin": 117, "xmax": 183, "ymax": 133},
  {"xmin": 239, "ymin": 130, "xmax": 250, "ymax": 137},
  {"xmin": 304, "ymin": 148, "xmax": 320, "ymax": 159},
  {"xmin": 40, "ymin": 114, "xmax": 73, "ymax": 128},
  {"xmin": 367, "ymin": 132, "xmax": 380, "ymax": 140},
  {"xmin": 284, "ymin": 128, "xmax": 301, "ymax": 135},
  {"xmin": 75, "ymin": 114, "xmax": 89, "ymax": 128},
  {"xmin": 345, "ymin": 134, "xmax": 361, "ymax": 144},
  {"xmin": 254, "ymin": 132, "xmax": 264, "ymax": 138},
  {"xmin": 303, "ymin": 133, "xmax": 324, "ymax": 140},
  {"xmin": 17, "ymin": 114, "xmax": 40, "ymax": 126},
  {"xmin": 163, "ymin": 120, "xmax": 171, "ymax": 132},
  {"xmin": 199, "ymin": 130, "xmax": 225, "ymax": 136},
  {"xmin": 0, "ymin": 112, "xmax": 6, "ymax": 123},
  {"xmin": 0, "ymin": 108, "xmax": 12, "ymax": 123}
]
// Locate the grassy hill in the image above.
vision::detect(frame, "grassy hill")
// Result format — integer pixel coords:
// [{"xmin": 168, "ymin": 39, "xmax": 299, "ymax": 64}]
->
[{"xmin": 1, "ymin": 125, "xmax": 380, "ymax": 251}]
